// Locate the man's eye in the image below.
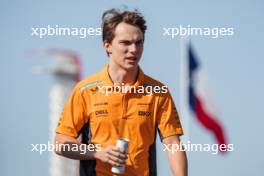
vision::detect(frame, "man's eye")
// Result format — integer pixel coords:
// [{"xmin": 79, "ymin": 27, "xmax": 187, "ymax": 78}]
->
[
  {"xmin": 136, "ymin": 40, "xmax": 143, "ymax": 46},
  {"xmin": 120, "ymin": 41, "xmax": 130, "ymax": 45}
]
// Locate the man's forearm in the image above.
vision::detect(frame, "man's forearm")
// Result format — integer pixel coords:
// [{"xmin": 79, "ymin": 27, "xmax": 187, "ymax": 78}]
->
[
  {"xmin": 167, "ymin": 149, "xmax": 188, "ymax": 176},
  {"xmin": 55, "ymin": 142, "xmax": 97, "ymax": 160},
  {"xmin": 54, "ymin": 133, "xmax": 96, "ymax": 160},
  {"xmin": 163, "ymin": 135, "xmax": 188, "ymax": 176},
  {"xmin": 54, "ymin": 133, "xmax": 127, "ymax": 167}
]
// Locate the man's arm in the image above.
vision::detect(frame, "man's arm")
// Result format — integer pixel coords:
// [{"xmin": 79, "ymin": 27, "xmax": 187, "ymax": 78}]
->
[
  {"xmin": 54, "ymin": 133, "xmax": 127, "ymax": 166},
  {"xmin": 163, "ymin": 135, "xmax": 188, "ymax": 176}
]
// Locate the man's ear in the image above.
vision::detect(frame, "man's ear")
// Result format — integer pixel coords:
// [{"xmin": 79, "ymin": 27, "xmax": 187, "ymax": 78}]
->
[{"xmin": 103, "ymin": 41, "xmax": 112, "ymax": 54}]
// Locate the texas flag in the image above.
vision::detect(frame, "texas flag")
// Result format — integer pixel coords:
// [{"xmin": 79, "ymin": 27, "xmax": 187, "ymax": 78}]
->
[{"xmin": 188, "ymin": 43, "xmax": 227, "ymax": 147}]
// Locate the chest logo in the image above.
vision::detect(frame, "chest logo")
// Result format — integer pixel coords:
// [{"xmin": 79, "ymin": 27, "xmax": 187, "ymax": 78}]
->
[
  {"xmin": 138, "ymin": 111, "xmax": 152, "ymax": 117},
  {"xmin": 95, "ymin": 109, "xmax": 108, "ymax": 116}
]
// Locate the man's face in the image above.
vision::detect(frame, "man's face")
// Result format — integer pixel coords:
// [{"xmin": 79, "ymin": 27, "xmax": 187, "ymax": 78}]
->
[{"xmin": 104, "ymin": 22, "xmax": 144, "ymax": 70}]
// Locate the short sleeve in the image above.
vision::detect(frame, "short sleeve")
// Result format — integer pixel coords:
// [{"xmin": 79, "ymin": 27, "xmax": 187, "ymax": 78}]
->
[
  {"xmin": 56, "ymin": 87, "xmax": 89, "ymax": 138},
  {"xmin": 157, "ymin": 91, "xmax": 183, "ymax": 140}
]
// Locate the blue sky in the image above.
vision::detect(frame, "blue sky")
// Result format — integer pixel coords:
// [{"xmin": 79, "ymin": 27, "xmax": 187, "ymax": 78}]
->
[{"xmin": 1, "ymin": 0, "xmax": 264, "ymax": 175}]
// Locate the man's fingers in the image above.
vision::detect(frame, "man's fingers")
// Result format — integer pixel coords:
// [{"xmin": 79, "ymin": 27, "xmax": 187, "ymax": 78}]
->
[
  {"xmin": 111, "ymin": 146, "xmax": 126, "ymax": 154},
  {"xmin": 106, "ymin": 157, "xmax": 119, "ymax": 166},
  {"xmin": 108, "ymin": 154, "xmax": 125, "ymax": 165},
  {"xmin": 108, "ymin": 147, "xmax": 127, "ymax": 159},
  {"xmin": 100, "ymin": 145, "xmax": 128, "ymax": 166},
  {"xmin": 110, "ymin": 160, "xmax": 120, "ymax": 167}
]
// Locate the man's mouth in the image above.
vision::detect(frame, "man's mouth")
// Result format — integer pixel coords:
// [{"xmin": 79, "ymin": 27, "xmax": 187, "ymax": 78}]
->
[{"xmin": 125, "ymin": 57, "xmax": 137, "ymax": 61}]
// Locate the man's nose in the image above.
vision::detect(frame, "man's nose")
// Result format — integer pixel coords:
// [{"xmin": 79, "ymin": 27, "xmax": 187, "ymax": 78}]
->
[{"xmin": 129, "ymin": 43, "xmax": 137, "ymax": 53}]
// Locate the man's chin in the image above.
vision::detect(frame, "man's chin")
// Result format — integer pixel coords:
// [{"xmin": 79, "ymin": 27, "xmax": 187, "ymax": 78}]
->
[{"xmin": 123, "ymin": 63, "xmax": 138, "ymax": 70}]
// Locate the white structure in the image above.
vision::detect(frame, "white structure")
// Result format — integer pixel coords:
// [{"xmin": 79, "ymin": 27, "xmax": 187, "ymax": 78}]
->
[{"xmin": 34, "ymin": 49, "xmax": 82, "ymax": 176}]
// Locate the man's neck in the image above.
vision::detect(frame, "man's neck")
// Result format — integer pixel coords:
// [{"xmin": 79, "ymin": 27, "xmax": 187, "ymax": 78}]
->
[{"xmin": 108, "ymin": 63, "xmax": 138, "ymax": 86}]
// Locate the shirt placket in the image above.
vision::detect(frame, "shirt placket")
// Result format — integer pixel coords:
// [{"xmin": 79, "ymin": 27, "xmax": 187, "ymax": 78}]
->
[{"xmin": 121, "ymin": 93, "xmax": 128, "ymax": 119}]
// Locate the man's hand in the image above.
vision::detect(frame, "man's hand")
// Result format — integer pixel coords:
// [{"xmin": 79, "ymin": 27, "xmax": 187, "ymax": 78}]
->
[{"xmin": 95, "ymin": 145, "xmax": 128, "ymax": 166}]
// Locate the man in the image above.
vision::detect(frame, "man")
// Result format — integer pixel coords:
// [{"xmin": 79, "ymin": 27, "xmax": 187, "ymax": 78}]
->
[{"xmin": 55, "ymin": 8, "xmax": 187, "ymax": 176}]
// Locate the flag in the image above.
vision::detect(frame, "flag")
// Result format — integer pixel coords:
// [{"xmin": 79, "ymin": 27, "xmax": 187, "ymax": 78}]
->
[{"xmin": 188, "ymin": 43, "xmax": 227, "ymax": 147}]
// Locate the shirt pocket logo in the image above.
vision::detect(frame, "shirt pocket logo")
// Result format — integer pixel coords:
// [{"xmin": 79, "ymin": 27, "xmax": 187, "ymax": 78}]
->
[{"xmin": 138, "ymin": 110, "xmax": 152, "ymax": 117}]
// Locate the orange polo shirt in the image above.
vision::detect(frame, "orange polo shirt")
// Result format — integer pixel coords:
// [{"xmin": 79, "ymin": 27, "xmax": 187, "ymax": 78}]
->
[{"xmin": 56, "ymin": 65, "xmax": 183, "ymax": 176}]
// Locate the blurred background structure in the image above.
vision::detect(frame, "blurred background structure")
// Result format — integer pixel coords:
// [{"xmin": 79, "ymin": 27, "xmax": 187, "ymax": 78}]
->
[{"xmin": 35, "ymin": 49, "xmax": 81, "ymax": 176}]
